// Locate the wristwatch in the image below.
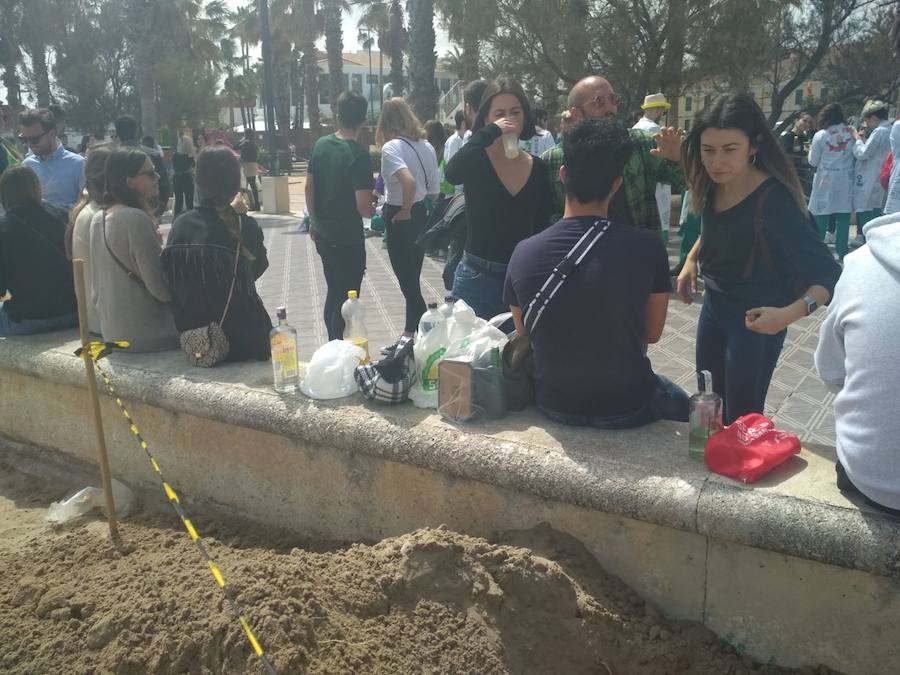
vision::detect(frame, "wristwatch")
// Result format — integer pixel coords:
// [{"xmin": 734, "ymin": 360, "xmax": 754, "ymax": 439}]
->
[{"xmin": 802, "ymin": 295, "xmax": 818, "ymax": 316}]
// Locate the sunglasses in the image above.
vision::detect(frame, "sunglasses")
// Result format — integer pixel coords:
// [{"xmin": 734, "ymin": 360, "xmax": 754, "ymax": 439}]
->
[
  {"xmin": 581, "ymin": 93, "xmax": 621, "ymax": 108},
  {"xmin": 18, "ymin": 129, "xmax": 50, "ymax": 145}
]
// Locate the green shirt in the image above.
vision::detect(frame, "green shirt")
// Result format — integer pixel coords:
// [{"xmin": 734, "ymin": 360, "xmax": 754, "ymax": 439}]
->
[
  {"xmin": 308, "ymin": 134, "xmax": 375, "ymax": 245},
  {"xmin": 541, "ymin": 128, "xmax": 686, "ymax": 231}
]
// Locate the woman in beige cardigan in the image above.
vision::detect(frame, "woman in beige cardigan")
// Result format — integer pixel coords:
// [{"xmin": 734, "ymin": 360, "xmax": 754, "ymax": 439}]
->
[{"xmin": 89, "ymin": 147, "xmax": 178, "ymax": 352}]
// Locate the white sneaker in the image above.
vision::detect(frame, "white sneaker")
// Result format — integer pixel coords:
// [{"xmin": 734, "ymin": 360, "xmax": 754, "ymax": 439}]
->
[
  {"xmin": 824, "ymin": 231, "xmax": 835, "ymax": 244},
  {"xmin": 851, "ymin": 234, "xmax": 865, "ymax": 248}
]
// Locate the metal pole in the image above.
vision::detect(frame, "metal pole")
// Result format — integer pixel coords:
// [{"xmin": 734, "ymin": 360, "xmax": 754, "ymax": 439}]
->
[
  {"xmin": 73, "ymin": 259, "xmax": 119, "ymax": 542},
  {"xmin": 258, "ymin": 0, "xmax": 279, "ymax": 176},
  {"xmin": 368, "ymin": 35, "xmax": 374, "ymax": 126}
]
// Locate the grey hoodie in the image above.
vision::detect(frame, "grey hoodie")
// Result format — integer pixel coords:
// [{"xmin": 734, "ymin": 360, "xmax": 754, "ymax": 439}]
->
[{"xmin": 815, "ymin": 211, "xmax": 900, "ymax": 509}]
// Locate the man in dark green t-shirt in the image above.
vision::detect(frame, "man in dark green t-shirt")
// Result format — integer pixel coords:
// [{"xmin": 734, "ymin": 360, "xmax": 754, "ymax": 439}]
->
[{"xmin": 306, "ymin": 91, "xmax": 376, "ymax": 340}]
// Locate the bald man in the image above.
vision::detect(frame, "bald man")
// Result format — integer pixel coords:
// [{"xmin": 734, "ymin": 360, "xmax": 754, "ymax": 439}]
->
[{"xmin": 541, "ymin": 76, "xmax": 685, "ymax": 234}]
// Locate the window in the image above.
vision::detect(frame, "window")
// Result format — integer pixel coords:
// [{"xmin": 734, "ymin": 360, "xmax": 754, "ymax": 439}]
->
[
  {"xmin": 342, "ymin": 74, "xmax": 350, "ymax": 91},
  {"xmin": 794, "ymin": 89, "xmax": 803, "ymax": 106},
  {"xmin": 318, "ymin": 74, "xmax": 330, "ymax": 104},
  {"xmin": 684, "ymin": 119, "xmax": 691, "ymax": 131},
  {"xmin": 685, "ymin": 96, "xmax": 692, "ymax": 112},
  {"xmin": 440, "ymin": 78, "xmax": 451, "ymax": 93},
  {"xmin": 366, "ymin": 74, "xmax": 379, "ymax": 85},
  {"xmin": 704, "ymin": 94, "xmax": 711, "ymax": 108},
  {"xmin": 351, "ymin": 73, "xmax": 363, "ymax": 94},
  {"xmin": 820, "ymin": 87, "xmax": 829, "ymax": 102}
]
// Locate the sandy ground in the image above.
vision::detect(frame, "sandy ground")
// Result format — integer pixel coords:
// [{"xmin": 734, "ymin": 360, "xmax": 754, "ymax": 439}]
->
[{"xmin": 0, "ymin": 461, "xmax": 840, "ymax": 675}]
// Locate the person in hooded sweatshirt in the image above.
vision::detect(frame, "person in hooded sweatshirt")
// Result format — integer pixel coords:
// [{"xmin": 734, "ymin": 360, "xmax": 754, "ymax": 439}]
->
[{"xmin": 815, "ymin": 210, "xmax": 900, "ymax": 516}]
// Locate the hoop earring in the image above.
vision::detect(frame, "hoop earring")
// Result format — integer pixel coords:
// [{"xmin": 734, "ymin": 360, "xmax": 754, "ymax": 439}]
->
[{"xmin": 751, "ymin": 154, "xmax": 758, "ymax": 165}]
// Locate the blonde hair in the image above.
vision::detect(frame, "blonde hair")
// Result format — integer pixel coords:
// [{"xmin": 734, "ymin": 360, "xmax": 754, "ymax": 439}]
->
[{"xmin": 375, "ymin": 98, "xmax": 425, "ymax": 146}]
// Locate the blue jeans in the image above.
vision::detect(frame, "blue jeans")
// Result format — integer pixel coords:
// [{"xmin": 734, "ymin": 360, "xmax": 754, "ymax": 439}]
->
[
  {"xmin": 696, "ymin": 288, "xmax": 786, "ymax": 424},
  {"xmin": 539, "ymin": 375, "xmax": 690, "ymax": 430},
  {"xmin": 0, "ymin": 307, "xmax": 78, "ymax": 335},
  {"xmin": 452, "ymin": 252, "xmax": 509, "ymax": 321}
]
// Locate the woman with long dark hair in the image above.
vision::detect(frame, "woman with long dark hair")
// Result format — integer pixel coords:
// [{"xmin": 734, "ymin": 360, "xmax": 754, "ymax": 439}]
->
[
  {"xmin": 676, "ymin": 93, "xmax": 841, "ymax": 423},
  {"xmin": 66, "ymin": 145, "xmax": 111, "ymax": 334},
  {"xmin": 162, "ymin": 146, "xmax": 272, "ymax": 363},
  {"xmin": 0, "ymin": 166, "xmax": 77, "ymax": 335},
  {"xmin": 375, "ymin": 98, "xmax": 440, "ymax": 344},
  {"xmin": 808, "ymin": 103, "xmax": 855, "ymax": 260},
  {"xmin": 444, "ymin": 78, "xmax": 554, "ymax": 319},
  {"xmin": 89, "ymin": 148, "xmax": 178, "ymax": 351}
]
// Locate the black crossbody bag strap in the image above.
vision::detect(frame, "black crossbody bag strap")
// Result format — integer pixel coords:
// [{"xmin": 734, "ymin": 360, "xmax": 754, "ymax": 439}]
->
[
  {"xmin": 398, "ymin": 137, "xmax": 431, "ymax": 192},
  {"xmin": 102, "ymin": 209, "xmax": 147, "ymax": 289},
  {"xmin": 522, "ymin": 219, "xmax": 613, "ymax": 335}
]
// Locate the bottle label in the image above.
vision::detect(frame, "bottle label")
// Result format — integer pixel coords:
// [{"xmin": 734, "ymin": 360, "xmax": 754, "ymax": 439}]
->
[
  {"xmin": 271, "ymin": 333, "xmax": 299, "ymax": 380},
  {"xmin": 351, "ymin": 337, "xmax": 370, "ymax": 364},
  {"xmin": 422, "ymin": 347, "xmax": 446, "ymax": 391}
]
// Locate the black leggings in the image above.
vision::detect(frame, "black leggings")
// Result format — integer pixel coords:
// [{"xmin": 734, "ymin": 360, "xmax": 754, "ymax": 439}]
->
[
  {"xmin": 246, "ymin": 176, "xmax": 260, "ymax": 210},
  {"xmin": 315, "ymin": 239, "xmax": 366, "ymax": 341},
  {"xmin": 383, "ymin": 201, "xmax": 427, "ymax": 333},
  {"xmin": 173, "ymin": 173, "xmax": 194, "ymax": 217}
]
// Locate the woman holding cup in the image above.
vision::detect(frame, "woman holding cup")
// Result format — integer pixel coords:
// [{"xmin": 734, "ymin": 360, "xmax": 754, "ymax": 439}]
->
[{"xmin": 444, "ymin": 78, "xmax": 554, "ymax": 319}]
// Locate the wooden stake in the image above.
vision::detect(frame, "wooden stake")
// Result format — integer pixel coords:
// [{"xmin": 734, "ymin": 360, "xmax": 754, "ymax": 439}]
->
[{"xmin": 73, "ymin": 259, "xmax": 119, "ymax": 541}]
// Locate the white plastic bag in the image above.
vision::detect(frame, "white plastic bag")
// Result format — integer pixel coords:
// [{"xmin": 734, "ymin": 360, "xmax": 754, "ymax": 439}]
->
[
  {"xmin": 300, "ymin": 339, "xmax": 366, "ymax": 399},
  {"xmin": 410, "ymin": 300, "xmax": 481, "ymax": 408},
  {"xmin": 46, "ymin": 479, "xmax": 135, "ymax": 524},
  {"xmin": 443, "ymin": 313, "xmax": 510, "ymax": 366}
]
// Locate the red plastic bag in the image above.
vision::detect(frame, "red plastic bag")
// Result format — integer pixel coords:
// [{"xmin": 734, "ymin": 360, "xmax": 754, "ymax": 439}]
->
[
  {"xmin": 704, "ymin": 413, "xmax": 801, "ymax": 483},
  {"xmin": 880, "ymin": 153, "xmax": 892, "ymax": 192}
]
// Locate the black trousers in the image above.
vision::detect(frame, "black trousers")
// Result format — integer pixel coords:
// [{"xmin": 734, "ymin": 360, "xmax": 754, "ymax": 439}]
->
[
  {"xmin": 173, "ymin": 173, "xmax": 194, "ymax": 217},
  {"xmin": 246, "ymin": 176, "xmax": 260, "ymax": 211},
  {"xmin": 315, "ymin": 239, "xmax": 366, "ymax": 341},
  {"xmin": 383, "ymin": 201, "xmax": 427, "ymax": 333}
]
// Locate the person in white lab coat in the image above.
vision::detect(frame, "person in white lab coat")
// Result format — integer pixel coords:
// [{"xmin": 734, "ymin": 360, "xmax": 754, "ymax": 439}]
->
[
  {"xmin": 851, "ymin": 100, "xmax": 893, "ymax": 244},
  {"xmin": 808, "ymin": 103, "xmax": 855, "ymax": 260},
  {"xmin": 633, "ymin": 93, "xmax": 673, "ymax": 237}
]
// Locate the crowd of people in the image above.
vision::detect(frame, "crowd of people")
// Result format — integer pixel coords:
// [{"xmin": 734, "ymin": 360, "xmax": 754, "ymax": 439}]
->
[{"xmin": 1, "ymin": 62, "xmax": 899, "ymax": 514}]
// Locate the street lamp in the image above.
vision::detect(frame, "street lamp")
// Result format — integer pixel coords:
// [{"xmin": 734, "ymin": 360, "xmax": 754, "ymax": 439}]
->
[{"xmin": 258, "ymin": 0, "xmax": 279, "ymax": 176}]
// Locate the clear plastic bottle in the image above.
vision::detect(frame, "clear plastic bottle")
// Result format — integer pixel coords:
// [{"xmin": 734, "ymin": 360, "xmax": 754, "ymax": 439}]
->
[
  {"xmin": 341, "ymin": 290, "xmax": 370, "ymax": 363},
  {"xmin": 270, "ymin": 306, "xmax": 299, "ymax": 393},
  {"xmin": 438, "ymin": 296, "xmax": 456, "ymax": 319},
  {"xmin": 418, "ymin": 302, "xmax": 445, "ymax": 336},
  {"xmin": 689, "ymin": 370, "xmax": 723, "ymax": 461}
]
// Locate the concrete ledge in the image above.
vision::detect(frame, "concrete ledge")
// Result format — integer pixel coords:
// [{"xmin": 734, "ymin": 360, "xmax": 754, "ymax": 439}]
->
[
  {"xmin": 2, "ymin": 331, "xmax": 897, "ymax": 578},
  {"xmin": 2, "ymin": 331, "xmax": 900, "ymax": 673}
]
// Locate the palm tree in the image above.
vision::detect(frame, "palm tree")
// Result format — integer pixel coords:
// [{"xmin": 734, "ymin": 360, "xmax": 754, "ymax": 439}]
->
[
  {"xmin": 435, "ymin": 0, "xmax": 496, "ymax": 83},
  {"xmin": 229, "ymin": 4, "xmax": 261, "ymax": 130},
  {"xmin": 356, "ymin": 0, "xmax": 388, "ymax": 109},
  {"xmin": 19, "ymin": 0, "xmax": 55, "ymax": 107},
  {"xmin": 321, "ymin": 0, "xmax": 348, "ymax": 119},
  {"xmin": 0, "ymin": 0, "xmax": 23, "ymax": 119},
  {"xmin": 296, "ymin": 0, "xmax": 322, "ymax": 138},
  {"xmin": 406, "ymin": 0, "xmax": 437, "ymax": 121},
  {"xmin": 356, "ymin": 0, "xmax": 406, "ymax": 98}
]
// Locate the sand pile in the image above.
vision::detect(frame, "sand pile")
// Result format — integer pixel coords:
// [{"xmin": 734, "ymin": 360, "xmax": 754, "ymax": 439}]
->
[{"xmin": 0, "ymin": 463, "xmax": 838, "ymax": 675}]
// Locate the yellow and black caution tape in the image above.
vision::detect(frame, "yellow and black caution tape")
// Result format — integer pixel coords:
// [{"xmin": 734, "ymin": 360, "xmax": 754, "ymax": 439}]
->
[{"xmin": 77, "ymin": 343, "xmax": 277, "ymax": 675}]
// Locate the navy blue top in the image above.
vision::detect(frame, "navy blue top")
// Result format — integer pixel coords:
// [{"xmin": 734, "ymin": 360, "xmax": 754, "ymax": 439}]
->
[{"xmin": 504, "ymin": 217, "xmax": 671, "ymax": 417}]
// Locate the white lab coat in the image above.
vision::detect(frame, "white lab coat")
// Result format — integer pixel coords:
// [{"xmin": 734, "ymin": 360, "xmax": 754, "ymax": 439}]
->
[
  {"xmin": 808, "ymin": 124, "xmax": 855, "ymax": 215},
  {"xmin": 852, "ymin": 120, "xmax": 892, "ymax": 212},
  {"xmin": 632, "ymin": 117, "xmax": 672, "ymax": 231},
  {"xmin": 884, "ymin": 121, "xmax": 900, "ymax": 215}
]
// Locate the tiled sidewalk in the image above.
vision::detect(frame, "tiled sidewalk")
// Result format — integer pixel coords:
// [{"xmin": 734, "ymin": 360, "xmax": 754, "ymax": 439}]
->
[{"xmin": 213, "ymin": 176, "xmax": 837, "ymax": 445}]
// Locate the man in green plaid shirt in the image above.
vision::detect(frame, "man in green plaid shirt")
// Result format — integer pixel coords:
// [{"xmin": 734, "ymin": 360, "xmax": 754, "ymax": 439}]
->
[{"xmin": 542, "ymin": 76, "xmax": 685, "ymax": 232}]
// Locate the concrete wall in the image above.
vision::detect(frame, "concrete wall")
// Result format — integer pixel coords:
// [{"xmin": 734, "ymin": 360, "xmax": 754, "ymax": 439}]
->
[{"xmin": 1, "ymin": 334, "xmax": 899, "ymax": 673}]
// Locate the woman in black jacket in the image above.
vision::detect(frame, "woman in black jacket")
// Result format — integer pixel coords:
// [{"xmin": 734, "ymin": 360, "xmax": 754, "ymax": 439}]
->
[
  {"xmin": 0, "ymin": 166, "xmax": 77, "ymax": 335},
  {"xmin": 162, "ymin": 146, "xmax": 273, "ymax": 362}
]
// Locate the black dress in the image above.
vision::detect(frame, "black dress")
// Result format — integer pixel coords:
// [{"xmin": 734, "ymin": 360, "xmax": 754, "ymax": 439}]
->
[{"xmin": 161, "ymin": 206, "xmax": 273, "ymax": 361}]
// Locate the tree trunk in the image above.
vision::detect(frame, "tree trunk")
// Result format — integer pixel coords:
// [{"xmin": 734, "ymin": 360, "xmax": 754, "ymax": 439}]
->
[
  {"xmin": 300, "ymin": 45, "xmax": 320, "ymax": 141},
  {"xmin": 323, "ymin": 0, "xmax": 344, "ymax": 120},
  {"xmin": 460, "ymin": 29, "xmax": 480, "ymax": 83},
  {"xmin": 134, "ymin": 52, "xmax": 157, "ymax": 135},
  {"xmin": 407, "ymin": 0, "xmax": 438, "ymax": 121},
  {"xmin": 272, "ymin": 34, "xmax": 293, "ymax": 136},
  {"xmin": 660, "ymin": 0, "xmax": 687, "ymax": 126},
  {"xmin": 26, "ymin": 42, "xmax": 51, "ymax": 108},
  {"xmin": 561, "ymin": 0, "xmax": 589, "ymax": 84},
  {"xmin": 1, "ymin": 59, "xmax": 21, "ymax": 120},
  {"xmin": 388, "ymin": 0, "xmax": 405, "ymax": 96}
]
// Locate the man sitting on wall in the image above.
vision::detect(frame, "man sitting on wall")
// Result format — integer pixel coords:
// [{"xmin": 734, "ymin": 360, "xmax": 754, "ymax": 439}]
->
[{"xmin": 504, "ymin": 119, "xmax": 690, "ymax": 429}]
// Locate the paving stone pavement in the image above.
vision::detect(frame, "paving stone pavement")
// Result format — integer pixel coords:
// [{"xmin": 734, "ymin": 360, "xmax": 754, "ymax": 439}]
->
[{"xmin": 169, "ymin": 176, "xmax": 837, "ymax": 445}]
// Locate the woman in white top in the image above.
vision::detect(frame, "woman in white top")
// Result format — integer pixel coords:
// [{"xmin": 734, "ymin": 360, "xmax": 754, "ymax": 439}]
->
[
  {"xmin": 808, "ymin": 103, "xmax": 855, "ymax": 260},
  {"xmin": 89, "ymin": 147, "xmax": 178, "ymax": 352},
  {"xmin": 851, "ymin": 101, "xmax": 893, "ymax": 244},
  {"xmin": 65, "ymin": 145, "xmax": 110, "ymax": 334},
  {"xmin": 375, "ymin": 98, "xmax": 440, "ymax": 341}
]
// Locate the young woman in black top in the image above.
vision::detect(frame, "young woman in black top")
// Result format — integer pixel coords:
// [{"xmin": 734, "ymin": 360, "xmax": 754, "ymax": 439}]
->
[
  {"xmin": 162, "ymin": 146, "xmax": 273, "ymax": 363},
  {"xmin": 0, "ymin": 166, "xmax": 77, "ymax": 335},
  {"xmin": 444, "ymin": 78, "xmax": 554, "ymax": 319},
  {"xmin": 677, "ymin": 94, "xmax": 841, "ymax": 423}
]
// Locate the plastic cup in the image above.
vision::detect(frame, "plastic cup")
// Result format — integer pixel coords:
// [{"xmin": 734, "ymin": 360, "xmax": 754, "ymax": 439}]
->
[{"xmin": 502, "ymin": 133, "xmax": 519, "ymax": 159}]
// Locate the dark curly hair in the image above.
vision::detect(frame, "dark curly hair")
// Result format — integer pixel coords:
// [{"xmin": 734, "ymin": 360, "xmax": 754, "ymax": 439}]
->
[
  {"xmin": 472, "ymin": 78, "xmax": 537, "ymax": 141},
  {"xmin": 561, "ymin": 119, "xmax": 634, "ymax": 204},
  {"xmin": 817, "ymin": 103, "xmax": 846, "ymax": 130}
]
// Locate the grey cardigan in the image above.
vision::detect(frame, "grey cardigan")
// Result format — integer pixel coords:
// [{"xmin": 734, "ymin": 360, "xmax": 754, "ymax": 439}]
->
[{"xmin": 89, "ymin": 206, "xmax": 178, "ymax": 352}]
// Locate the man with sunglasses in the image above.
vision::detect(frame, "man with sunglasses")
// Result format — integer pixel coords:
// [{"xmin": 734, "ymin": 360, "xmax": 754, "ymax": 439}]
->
[
  {"xmin": 19, "ymin": 109, "xmax": 85, "ymax": 210},
  {"xmin": 541, "ymin": 76, "xmax": 685, "ymax": 235}
]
